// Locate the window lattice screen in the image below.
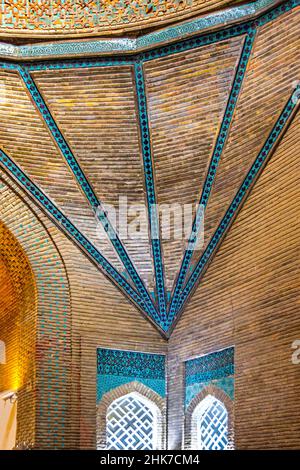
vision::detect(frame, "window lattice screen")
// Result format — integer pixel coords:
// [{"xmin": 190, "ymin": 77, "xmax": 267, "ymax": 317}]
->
[
  {"xmin": 106, "ymin": 394, "xmax": 156, "ymax": 450},
  {"xmin": 197, "ymin": 397, "xmax": 228, "ymax": 450}
]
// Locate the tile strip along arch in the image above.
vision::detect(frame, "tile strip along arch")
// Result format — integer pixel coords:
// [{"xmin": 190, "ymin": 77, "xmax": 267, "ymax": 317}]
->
[
  {"xmin": 17, "ymin": 66, "xmax": 158, "ymax": 324},
  {"xmin": 168, "ymin": 31, "xmax": 256, "ymax": 322},
  {"xmin": 0, "ymin": 149, "xmax": 162, "ymax": 330},
  {"xmin": 173, "ymin": 86, "xmax": 300, "ymax": 328}
]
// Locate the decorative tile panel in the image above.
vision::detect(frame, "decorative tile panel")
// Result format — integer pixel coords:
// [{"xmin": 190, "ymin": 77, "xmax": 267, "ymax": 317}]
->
[
  {"xmin": 185, "ymin": 347, "xmax": 234, "ymax": 407},
  {"xmin": 0, "ymin": 0, "xmax": 247, "ymax": 36},
  {"xmin": 0, "ymin": 0, "xmax": 299, "ymax": 335},
  {"xmin": 97, "ymin": 348, "xmax": 166, "ymax": 402}
]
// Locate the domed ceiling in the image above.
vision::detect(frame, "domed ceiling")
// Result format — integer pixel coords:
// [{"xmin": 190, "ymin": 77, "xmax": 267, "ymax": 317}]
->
[
  {"xmin": 0, "ymin": 0, "xmax": 243, "ymax": 37},
  {"xmin": 0, "ymin": 0, "xmax": 299, "ymax": 336}
]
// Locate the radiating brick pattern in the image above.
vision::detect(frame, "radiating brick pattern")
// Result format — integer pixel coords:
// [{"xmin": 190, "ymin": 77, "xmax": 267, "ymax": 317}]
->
[
  {"xmin": 168, "ymin": 110, "xmax": 300, "ymax": 449},
  {"xmin": 144, "ymin": 37, "xmax": 243, "ymax": 291},
  {"xmin": 190, "ymin": 6, "xmax": 300, "ymax": 271},
  {"xmin": 0, "ymin": 1, "xmax": 299, "ymax": 451},
  {"xmin": 1, "ymin": 3, "xmax": 299, "ymax": 332},
  {"xmin": 0, "ymin": 69, "xmax": 123, "ymax": 274},
  {"xmin": 33, "ymin": 67, "xmax": 154, "ymax": 291}
]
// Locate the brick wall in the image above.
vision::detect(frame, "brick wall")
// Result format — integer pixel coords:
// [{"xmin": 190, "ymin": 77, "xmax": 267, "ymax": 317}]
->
[
  {"xmin": 0, "ymin": 173, "xmax": 167, "ymax": 450},
  {"xmin": 167, "ymin": 110, "xmax": 300, "ymax": 450},
  {"xmin": 1, "ymin": 108, "xmax": 299, "ymax": 449},
  {"xmin": 43, "ymin": 214, "xmax": 167, "ymax": 449}
]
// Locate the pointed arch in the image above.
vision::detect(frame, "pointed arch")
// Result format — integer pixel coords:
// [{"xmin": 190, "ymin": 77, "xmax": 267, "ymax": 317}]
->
[
  {"xmin": 0, "ymin": 174, "xmax": 71, "ymax": 449},
  {"xmin": 184, "ymin": 384, "xmax": 234, "ymax": 450},
  {"xmin": 97, "ymin": 381, "xmax": 166, "ymax": 450}
]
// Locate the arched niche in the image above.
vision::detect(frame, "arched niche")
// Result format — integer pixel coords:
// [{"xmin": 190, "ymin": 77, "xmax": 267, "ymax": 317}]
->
[
  {"xmin": 0, "ymin": 176, "xmax": 71, "ymax": 449},
  {"xmin": 184, "ymin": 385, "xmax": 234, "ymax": 450}
]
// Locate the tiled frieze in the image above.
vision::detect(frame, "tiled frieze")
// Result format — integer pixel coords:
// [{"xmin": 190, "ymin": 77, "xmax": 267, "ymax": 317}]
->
[
  {"xmin": 96, "ymin": 348, "xmax": 166, "ymax": 449},
  {"xmin": 97, "ymin": 348, "xmax": 166, "ymax": 401}
]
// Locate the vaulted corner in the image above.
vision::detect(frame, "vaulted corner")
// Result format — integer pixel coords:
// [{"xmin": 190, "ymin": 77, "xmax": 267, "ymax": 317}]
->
[
  {"xmin": 0, "ymin": 0, "xmax": 300, "ymax": 452},
  {"xmin": 0, "ymin": 219, "xmax": 36, "ymax": 449}
]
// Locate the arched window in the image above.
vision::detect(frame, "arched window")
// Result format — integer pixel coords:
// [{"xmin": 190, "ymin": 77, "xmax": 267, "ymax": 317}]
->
[
  {"xmin": 106, "ymin": 392, "xmax": 160, "ymax": 450},
  {"xmin": 192, "ymin": 395, "xmax": 228, "ymax": 450}
]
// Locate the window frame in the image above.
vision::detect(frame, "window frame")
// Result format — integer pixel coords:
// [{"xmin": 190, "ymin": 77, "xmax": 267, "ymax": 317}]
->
[
  {"xmin": 105, "ymin": 391, "xmax": 160, "ymax": 450},
  {"xmin": 192, "ymin": 394, "xmax": 229, "ymax": 450},
  {"xmin": 184, "ymin": 385, "xmax": 234, "ymax": 450}
]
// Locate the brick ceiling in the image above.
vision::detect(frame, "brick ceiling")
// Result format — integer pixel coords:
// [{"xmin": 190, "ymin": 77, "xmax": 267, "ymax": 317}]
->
[{"xmin": 0, "ymin": 0, "xmax": 299, "ymax": 336}]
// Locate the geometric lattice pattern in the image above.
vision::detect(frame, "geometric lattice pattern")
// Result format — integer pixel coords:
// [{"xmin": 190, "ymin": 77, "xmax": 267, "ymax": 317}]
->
[
  {"xmin": 196, "ymin": 396, "xmax": 228, "ymax": 450},
  {"xmin": 106, "ymin": 393, "xmax": 156, "ymax": 450}
]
